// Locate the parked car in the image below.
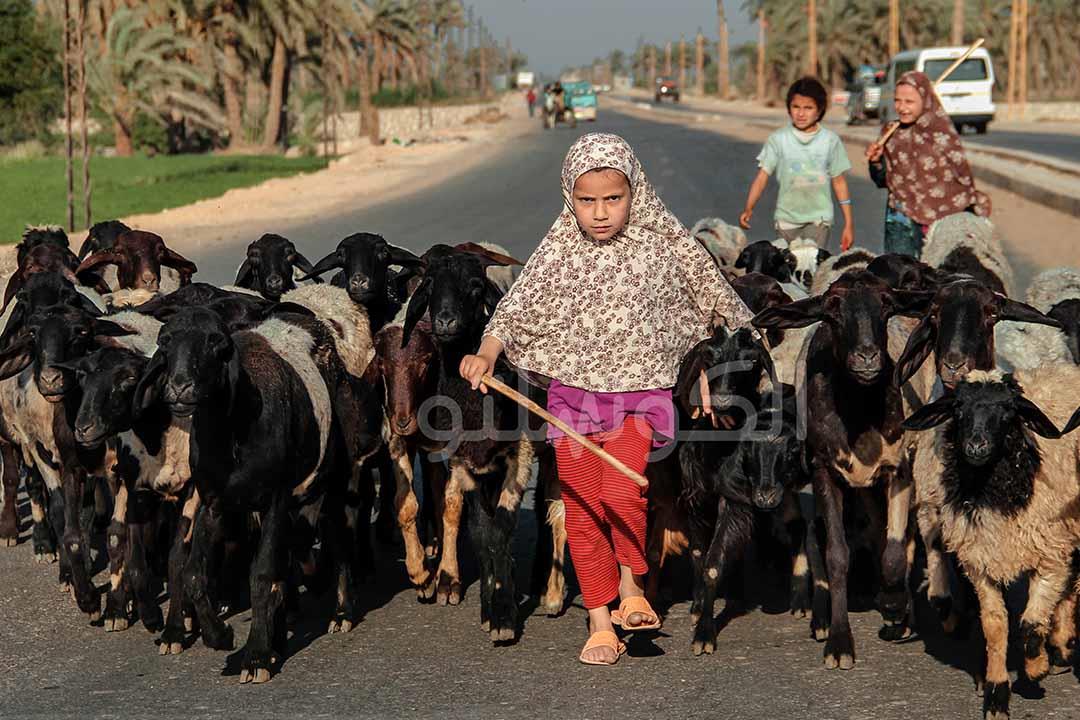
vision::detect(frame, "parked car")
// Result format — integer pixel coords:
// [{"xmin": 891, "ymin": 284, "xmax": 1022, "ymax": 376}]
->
[
  {"xmin": 880, "ymin": 46, "xmax": 996, "ymax": 134},
  {"xmin": 846, "ymin": 66, "xmax": 886, "ymax": 124},
  {"xmin": 655, "ymin": 77, "xmax": 679, "ymax": 103},
  {"xmin": 563, "ymin": 81, "xmax": 598, "ymax": 122}
]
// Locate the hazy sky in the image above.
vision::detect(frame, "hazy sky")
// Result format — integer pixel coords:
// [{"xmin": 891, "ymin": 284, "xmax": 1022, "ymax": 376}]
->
[{"xmin": 465, "ymin": 0, "xmax": 756, "ymax": 77}]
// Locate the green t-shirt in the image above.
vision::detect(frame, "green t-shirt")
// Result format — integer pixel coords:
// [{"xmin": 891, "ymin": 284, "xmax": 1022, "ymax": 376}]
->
[{"xmin": 757, "ymin": 124, "xmax": 851, "ymax": 226}]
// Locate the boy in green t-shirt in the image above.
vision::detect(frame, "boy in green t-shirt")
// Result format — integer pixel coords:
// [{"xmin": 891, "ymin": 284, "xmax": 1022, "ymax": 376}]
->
[{"xmin": 739, "ymin": 77, "xmax": 855, "ymax": 252}]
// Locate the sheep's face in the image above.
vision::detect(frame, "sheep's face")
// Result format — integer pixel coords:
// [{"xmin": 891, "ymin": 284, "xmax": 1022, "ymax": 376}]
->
[
  {"xmin": 742, "ymin": 426, "xmax": 801, "ymax": 510},
  {"xmin": 236, "ymin": 234, "xmax": 312, "ymax": 301},
  {"xmin": 1048, "ymin": 299, "xmax": 1080, "ymax": 365},
  {"xmin": 790, "ymin": 244, "xmax": 831, "ymax": 290},
  {"xmin": 150, "ymin": 309, "xmax": 233, "ymax": 417},
  {"xmin": 0, "ymin": 305, "xmax": 131, "ymax": 402},
  {"xmin": 373, "ymin": 324, "xmax": 438, "ymax": 437},
  {"xmin": 902, "ymin": 374, "xmax": 1061, "ymax": 466},
  {"xmin": 302, "ymin": 233, "xmax": 422, "ymax": 307},
  {"xmin": 58, "ymin": 348, "xmax": 146, "ymax": 448},
  {"xmin": 18, "ymin": 226, "xmax": 69, "ymax": 267},
  {"xmin": 894, "ymin": 281, "xmax": 1059, "ymax": 389},
  {"xmin": 674, "ymin": 327, "xmax": 776, "ymax": 424},
  {"xmin": 735, "ymin": 242, "xmax": 796, "ymax": 283}
]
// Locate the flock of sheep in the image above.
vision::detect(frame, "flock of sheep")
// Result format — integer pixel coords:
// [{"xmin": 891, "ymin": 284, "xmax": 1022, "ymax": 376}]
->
[{"xmin": 1, "ymin": 215, "xmax": 1080, "ymax": 718}]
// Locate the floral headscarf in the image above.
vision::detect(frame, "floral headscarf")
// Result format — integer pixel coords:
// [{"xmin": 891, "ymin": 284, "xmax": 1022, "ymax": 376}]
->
[
  {"xmin": 483, "ymin": 132, "xmax": 754, "ymax": 392},
  {"xmin": 881, "ymin": 71, "xmax": 991, "ymax": 225}
]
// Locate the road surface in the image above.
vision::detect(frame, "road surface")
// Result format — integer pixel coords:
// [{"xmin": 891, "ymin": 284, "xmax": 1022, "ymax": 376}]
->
[{"xmin": 3, "ymin": 108, "xmax": 1080, "ymax": 720}]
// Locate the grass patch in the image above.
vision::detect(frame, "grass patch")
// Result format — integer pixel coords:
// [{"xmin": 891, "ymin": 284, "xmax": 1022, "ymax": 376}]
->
[{"xmin": 0, "ymin": 152, "xmax": 329, "ymax": 243}]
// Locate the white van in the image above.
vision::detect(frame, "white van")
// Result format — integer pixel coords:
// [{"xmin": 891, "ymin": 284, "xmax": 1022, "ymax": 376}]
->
[{"xmin": 880, "ymin": 46, "xmax": 996, "ymax": 134}]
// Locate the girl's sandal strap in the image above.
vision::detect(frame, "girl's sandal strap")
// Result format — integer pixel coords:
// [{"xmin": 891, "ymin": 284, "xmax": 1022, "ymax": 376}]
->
[
  {"xmin": 611, "ymin": 596, "xmax": 662, "ymax": 631},
  {"xmin": 579, "ymin": 630, "xmax": 626, "ymax": 666}
]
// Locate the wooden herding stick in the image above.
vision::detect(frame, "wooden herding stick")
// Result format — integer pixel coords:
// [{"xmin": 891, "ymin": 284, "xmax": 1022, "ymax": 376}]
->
[
  {"xmin": 873, "ymin": 38, "xmax": 986, "ymax": 149},
  {"xmin": 479, "ymin": 374, "xmax": 650, "ymax": 488}
]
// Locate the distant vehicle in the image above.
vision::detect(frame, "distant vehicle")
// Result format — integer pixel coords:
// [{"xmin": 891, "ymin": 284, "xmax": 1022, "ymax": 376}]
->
[
  {"xmin": 542, "ymin": 82, "xmax": 576, "ymax": 129},
  {"xmin": 516, "ymin": 71, "xmax": 535, "ymax": 88},
  {"xmin": 880, "ymin": 46, "xmax": 996, "ymax": 134},
  {"xmin": 655, "ymin": 77, "xmax": 679, "ymax": 103},
  {"xmin": 846, "ymin": 66, "xmax": 886, "ymax": 124},
  {"xmin": 563, "ymin": 81, "xmax": 598, "ymax": 122}
]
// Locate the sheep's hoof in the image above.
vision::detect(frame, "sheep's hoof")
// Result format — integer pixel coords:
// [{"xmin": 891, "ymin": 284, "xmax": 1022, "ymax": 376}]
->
[
  {"xmin": 435, "ymin": 571, "xmax": 461, "ymax": 606},
  {"xmin": 158, "ymin": 641, "xmax": 184, "ymax": 656},
  {"xmin": 327, "ymin": 618, "xmax": 354, "ymax": 634},
  {"xmin": 1025, "ymin": 653, "xmax": 1050, "ymax": 683},
  {"xmin": 878, "ymin": 622, "xmax": 912, "ymax": 642},
  {"xmin": 58, "ymin": 581, "xmax": 71, "ymax": 594},
  {"xmin": 983, "ymin": 680, "xmax": 1010, "ymax": 719},
  {"xmin": 35, "ymin": 552, "xmax": 57, "ymax": 564},
  {"xmin": 239, "ymin": 668, "xmax": 271, "ymax": 685},
  {"xmin": 1, "ymin": 537, "xmax": 16, "ymax": 547},
  {"xmin": 823, "ymin": 631, "xmax": 855, "ymax": 670},
  {"xmin": 184, "ymin": 617, "xmax": 194, "ymax": 633},
  {"xmin": 104, "ymin": 617, "xmax": 129, "ymax": 633},
  {"xmin": 538, "ymin": 594, "xmax": 564, "ymax": 617},
  {"xmin": 1048, "ymin": 643, "xmax": 1074, "ymax": 669}
]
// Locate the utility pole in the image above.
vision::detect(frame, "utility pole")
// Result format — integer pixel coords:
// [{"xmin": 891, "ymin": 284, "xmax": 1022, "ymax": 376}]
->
[
  {"xmin": 678, "ymin": 34, "xmax": 687, "ymax": 91},
  {"xmin": 1006, "ymin": 0, "xmax": 1018, "ymax": 117},
  {"xmin": 889, "ymin": 0, "xmax": 900, "ymax": 58},
  {"xmin": 479, "ymin": 21, "xmax": 488, "ymax": 98},
  {"xmin": 717, "ymin": 0, "xmax": 729, "ymax": 99},
  {"xmin": 807, "ymin": 0, "xmax": 817, "ymax": 76},
  {"xmin": 467, "ymin": 5, "xmax": 475, "ymax": 91},
  {"xmin": 75, "ymin": 0, "xmax": 90, "ymax": 228},
  {"xmin": 756, "ymin": 10, "xmax": 766, "ymax": 102},
  {"xmin": 62, "ymin": 0, "xmax": 74, "ymax": 232},
  {"xmin": 1018, "ymin": 0, "xmax": 1028, "ymax": 118},
  {"xmin": 695, "ymin": 30, "xmax": 705, "ymax": 95},
  {"xmin": 951, "ymin": 0, "xmax": 965, "ymax": 45}
]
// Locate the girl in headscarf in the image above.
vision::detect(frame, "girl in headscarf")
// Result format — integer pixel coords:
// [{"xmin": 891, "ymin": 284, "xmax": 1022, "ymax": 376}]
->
[
  {"xmin": 460, "ymin": 133, "xmax": 755, "ymax": 665},
  {"xmin": 865, "ymin": 70, "xmax": 991, "ymax": 257}
]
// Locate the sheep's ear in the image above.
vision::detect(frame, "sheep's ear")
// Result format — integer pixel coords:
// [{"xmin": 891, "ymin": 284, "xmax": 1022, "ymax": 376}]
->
[
  {"xmin": 0, "ymin": 335, "xmax": 33, "ymax": 381},
  {"xmin": 758, "ymin": 339, "xmax": 779, "ymax": 390},
  {"xmin": 894, "ymin": 314, "xmax": 936, "ymax": 387},
  {"xmin": 387, "ymin": 244, "xmax": 424, "ymax": 267},
  {"xmin": 817, "ymin": 248, "xmax": 832, "ymax": 264},
  {"xmin": 997, "ymin": 296, "xmax": 1061, "ymax": 329},
  {"xmin": 454, "ymin": 242, "xmax": 524, "ymax": 266},
  {"xmin": 674, "ymin": 340, "xmax": 710, "ymax": 417},
  {"xmin": 782, "ymin": 249, "xmax": 797, "ymax": 273},
  {"xmin": 1061, "ymin": 406, "xmax": 1080, "ymax": 437},
  {"xmin": 481, "ymin": 278, "xmax": 504, "ymax": 316},
  {"xmin": 297, "ymin": 250, "xmax": 342, "ymax": 282},
  {"xmin": 901, "ymin": 396, "xmax": 956, "ymax": 432},
  {"xmin": 733, "ymin": 248, "xmax": 750, "ymax": 270},
  {"xmin": 401, "ymin": 277, "xmax": 431, "ymax": 348},
  {"xmin": 234, "ymin": 257, "xmax": 256, "ymax": 287},
  {"xmin": 160, "ymin": 248, "xmax": 198, "ymax": 286},
  {"xmin": 288, "ymin": 251, "xmax": 322, "ymax": 283},
  {"xmin": 93, "ymin": 319, "xmax": 137, "ymax": 338},
  {"xmin": 0, "ymin": 271, "xmax": 26, "ymax": 315},
  {"xmin": 0, "ymin": 303, "xmax": 28, "ymax": 350},
  {"xmin": 76, "ymin": 249, "xmax": 122, "ymax": 278},
  {"xmin": 752, "ymin": 296, "xmax": 824, "ymax": 330},
  {"xmin": 1016, "ymin": 397, "xmax": 1062, "ymax": 439},
  {"xmin": 134, "ymin": 351, "xmax": 167, "ymax": 416}
]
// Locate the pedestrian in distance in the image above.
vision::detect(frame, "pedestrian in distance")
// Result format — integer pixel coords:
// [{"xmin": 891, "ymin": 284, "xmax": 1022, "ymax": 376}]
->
[
  {"xmin": 527, "ymin": 86, "xmax": 537, "ymax": 117},
  {"xmin": 740, "ymin": 76, "xmax": 855, "ymax": 252},
  {"xmin": 459, "ymin": 132, "xmax": 756, "ymax": 666},
  {"xmin": 865, "ymin": 70, "xmax": 991, "ymax": 257}
]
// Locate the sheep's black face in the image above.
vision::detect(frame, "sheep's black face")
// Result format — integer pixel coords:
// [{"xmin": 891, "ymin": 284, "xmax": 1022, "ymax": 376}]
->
[
  {"xmin": 62, "ymin": 349, "xmax": 145, "ymax": 448},
  {"xmin": 155, "ymin": 309, "xmax": 232, "ymax": 417},
  {"xmin": 428, "ymin": 256, "xmax": 488, "ymax": 343},
  {"xmin": 338, "ymin": 240, "xmax": 393, "ymax": 306},
  {"xmin": 745, "ymin": 429, "xmax": 800, "ymax": 510},
  {"xmin": 239, "ymin": 234, "xmax": 299, "ymax": 301},
  {"xmin": 706, "ymin": 328, "xmax": 770, "ymax": 412},
  {"xmin": 27, "ymin": 306, "xmax": 107, "ymax": 401},
  {"xmin": 951, "ymin": 381, "xmax": 1026, "ymax": 466},
  {"xmin": 928, "ymin": 282, "xmax": 998, "ymax": 385},
  {"xmin": 1048, "ymin": 299, "xmax": 1080, "ymax": 365},
  {"xmin": 819, "ymin": 277, "xmax": 897, "ymax": 385}
]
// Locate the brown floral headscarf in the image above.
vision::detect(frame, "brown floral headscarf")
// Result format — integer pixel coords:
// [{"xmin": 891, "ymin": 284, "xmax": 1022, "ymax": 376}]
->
[
  {"xmin": 881, "ymin": 71, "xmax": 991, "ymax": 225},
  {"xmin": 483, "ymin": 132, "xmax": 754, "ymax": 393}
]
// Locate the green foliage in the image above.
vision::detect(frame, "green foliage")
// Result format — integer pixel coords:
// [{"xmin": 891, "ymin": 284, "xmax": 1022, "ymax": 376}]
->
[
  {"xmin": 131, "ymin": 113, "xmax": 169, "ymax": 154},
  {"xmin": 0, "ymin": 0, "xmax": 63, "ymax": 146},
  {"xmin": 368, "ymin": 82, "xmax": 453, "ymax": 108},
  {"xmin": 0, "ymin": 152, "xmax": 328, "ymax": 240}
]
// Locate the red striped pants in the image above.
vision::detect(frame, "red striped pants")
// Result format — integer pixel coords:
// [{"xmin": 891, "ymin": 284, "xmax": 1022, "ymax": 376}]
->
[{"xmin": 553, "ymin": 416, "xmax": 652, "ymax": 610}]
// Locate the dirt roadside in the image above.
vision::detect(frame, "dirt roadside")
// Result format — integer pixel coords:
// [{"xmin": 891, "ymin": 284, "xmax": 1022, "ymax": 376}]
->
[{"xmin": 610, "ymin": 96, "xmax": 1080, "ymax": 293}]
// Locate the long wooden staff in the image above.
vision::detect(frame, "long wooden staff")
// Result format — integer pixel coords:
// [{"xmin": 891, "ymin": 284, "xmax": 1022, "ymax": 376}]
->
[
  {"xmin": 873, "ymin": 38, "xmax": 986, "ymax": 149},
  {"xmin": 480, "ymin": 374, "xmax": 650, "ymax": 488}
]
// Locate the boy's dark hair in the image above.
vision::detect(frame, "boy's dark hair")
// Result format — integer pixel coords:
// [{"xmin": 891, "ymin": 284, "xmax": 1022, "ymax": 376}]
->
[{"xmin": 786, "ymin": 77, "xmax": 828, "ymax": 122}]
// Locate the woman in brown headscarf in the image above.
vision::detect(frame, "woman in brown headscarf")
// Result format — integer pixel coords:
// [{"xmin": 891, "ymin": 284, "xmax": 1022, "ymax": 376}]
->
[
  {"xmin": 460, "ymin": 133, "xmax": 756, "ymax": 665},
  {"xmin": 866, "ymin": 70, "xmax": 991, "ymax": 257}
]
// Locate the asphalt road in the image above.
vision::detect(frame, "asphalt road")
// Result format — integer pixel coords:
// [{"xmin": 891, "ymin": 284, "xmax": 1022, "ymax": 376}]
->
[
  {"xmin": 3, "ymin": 109, "xmax": 1080, "ymax": 720},
  {"xmin": 631, "ymin": 94, "xmax": 1080, "ymax": 166}
]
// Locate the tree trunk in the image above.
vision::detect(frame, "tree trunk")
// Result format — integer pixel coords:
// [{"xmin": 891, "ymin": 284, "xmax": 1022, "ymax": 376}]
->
[
  {"xmin": 951, "ymin": 0, "xmax": 965, "ymax": 45},
  {"xmin": 695, "ymin": 32, "xmax": 704, "ymax": 95},
  {"xmin": 648, "ymin": 45, "xmax": 656, "ymax": 88},
  {"xmin": 717, "ymin": 0, "xmax": 729, "ymax": 99},
  {"xmin": 357, "ymin": 41, "xmax": 379, "ymax": 144},
  {"xmin": 664, "ymin": 41, "xmax": 672, "ymax": 76},
  {"xmin": 113, "ymin": 116, "xmax": 133, "ymax": 156},
  {"xmin": 807, "ymin": 0, "xmax": 817, "ymax": 77},
  {"xmin": 223, "ymin": 39, "xmax": 244, "ymax": 146},
  {"xmin": 756, "ymin": 11, "xmax": 766, "ymax": 102},
  {"xmin": 263, "ymin": 33, "xmax": 287, "ymax": 149}
]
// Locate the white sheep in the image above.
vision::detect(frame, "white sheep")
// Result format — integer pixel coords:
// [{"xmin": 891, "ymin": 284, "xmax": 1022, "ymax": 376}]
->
[
  {"xmin": 690, "ymin": 217, "xmax": 747, "ymax": 269},
  {"xmin": 922, "ymin": 213, "xmax": 1014, "ymax": 297}
]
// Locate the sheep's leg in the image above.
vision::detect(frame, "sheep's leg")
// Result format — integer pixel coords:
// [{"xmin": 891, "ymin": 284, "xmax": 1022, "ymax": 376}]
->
[
  {"xmin": 0, "ymin": 440, "xmax": 19, "ymax": 546},
  {"xmin": 184, "ymin": 501, "xmax": 234, "ymax": 651},
  {"xmin": 478, "ymin": 441, "xmax": 530, "ymax": 643},
  {"xmin": 692, "ymin": 498, "xmax": 755, "ymax": 656},
  {"xmin": 127, "ymin": 489, "xmax": 164, "ymax": 632},
  {"xmin": 25, "ymin": 463, "xmax": 56, "ymax": 562},
  {"xmin": 918, "ymin": 499, "xmax": 960, "ymax": 633},
  {"xmin": 238, "ymin": 491, "xmax": 289, "ymax": 685},
  {"xmin": 388, "ymin": 435, "xmax": 429, "ymax": 596},
  {"xmin": 1048, "ymin": 586, "xmax": 1079, "ymax": 669},
  {"xmin": 374, "ymin": 446, "xmax": 397, "ymax": 545},
  {"xmin": 536, "ymin": 454, "xmax": 567, "ymax": 616},
  {"xmin": 59, "ymin": 465, "xmax": 100, "ymax": 619},
  {"xmin": 159, "ymin": 487, "xmax": 199, "ymax": 655},
  {"xmin": 797, "ymin": 483, "xmax": 829, "ymax": 641},
  {"xmin": 102, "ymin": 480, "xmax": 130, "ymax": 632},
  {"xmin": 782, "ymin": 489, "xmax": 811, "ymax": 618},
  {"xmin": 879, "ymin": 466, "xmax": 913, "ymax": 641},
  {"xmin": 815, "ymin": 467, "xmax": 854, "ymax": 669},
  {"xmin": 973, "ymin": 574, "xmax": 1011, "ymax": 720},
  {"xmin": 1019, "ymin": 566, "xmax": 1069, "ymax": 683},
  {"xmin": 421, "ymin": 455, "xmax": 445, "ymax": 560},
  {"xmin": 434, "ymin": 465, "xmax": 466, "ymax": 606}
]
